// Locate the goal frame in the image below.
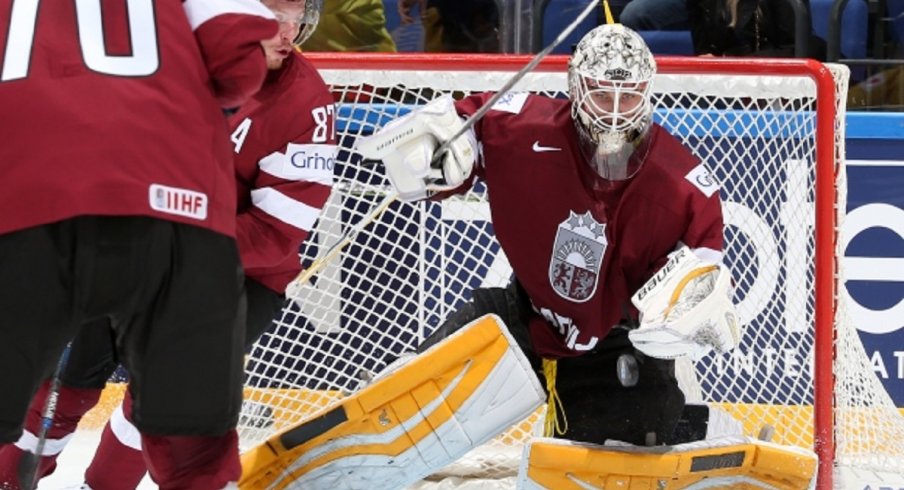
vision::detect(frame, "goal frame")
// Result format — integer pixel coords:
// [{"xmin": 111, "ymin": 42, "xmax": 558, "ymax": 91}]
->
[{"xmin": 302, "ymin": 52, "xmax": 840, "ymax": 488}]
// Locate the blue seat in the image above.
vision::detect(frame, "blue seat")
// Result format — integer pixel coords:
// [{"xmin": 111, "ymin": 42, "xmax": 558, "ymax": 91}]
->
[
  {"xmin": 809, "ymin": 0, "xmax": 869, "ymax": 59},
  {"xmin": 638, "ymin": 30, "xmax": 695, "ymax": 55},
  {"xmin": 888, "ymin": 0, "xmax": 904, "ymax": 45},
  {"xmin": 542, "ymin": 0, "xmax": 601, "ymax": 53}
]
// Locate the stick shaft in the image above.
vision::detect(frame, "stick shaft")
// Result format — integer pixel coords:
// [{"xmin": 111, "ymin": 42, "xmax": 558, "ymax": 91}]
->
[{"xmin": 288, "ymin": 2, "xmax": 600, "ymax": 292}]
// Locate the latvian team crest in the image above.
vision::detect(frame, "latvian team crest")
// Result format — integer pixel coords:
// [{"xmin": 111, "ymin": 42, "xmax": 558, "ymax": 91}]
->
[{"xmin": 549, "ymin": 211, "xmax": 608, "ymax": 302}]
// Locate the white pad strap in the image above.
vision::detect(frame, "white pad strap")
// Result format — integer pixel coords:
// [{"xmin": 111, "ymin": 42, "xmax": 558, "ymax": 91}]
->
[{"xmin": 629, "ymin": 246, "xmax": 740, "ymax": 360}]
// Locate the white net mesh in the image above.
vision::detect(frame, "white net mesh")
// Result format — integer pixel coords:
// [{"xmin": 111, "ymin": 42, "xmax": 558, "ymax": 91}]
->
[{"xmin": 237, "ymin": 55, "xmax": 904, "ymax": 485}]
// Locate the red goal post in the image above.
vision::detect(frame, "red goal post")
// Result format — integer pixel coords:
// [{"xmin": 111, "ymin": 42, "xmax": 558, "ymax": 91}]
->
[{"xmin": 237, "ymin": 53, "xmax": 904, "ymax": 489}]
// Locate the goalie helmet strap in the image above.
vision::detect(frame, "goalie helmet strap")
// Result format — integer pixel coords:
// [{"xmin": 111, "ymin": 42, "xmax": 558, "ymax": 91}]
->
[{"xmin": 542, "ymin": 358, "xmax": 568, "ymax": 437}]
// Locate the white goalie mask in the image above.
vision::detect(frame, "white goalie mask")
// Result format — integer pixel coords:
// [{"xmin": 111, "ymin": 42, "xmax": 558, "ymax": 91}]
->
[{"xmin": 568, "ymin": 24, "xmax": 656, "ymax": 181}]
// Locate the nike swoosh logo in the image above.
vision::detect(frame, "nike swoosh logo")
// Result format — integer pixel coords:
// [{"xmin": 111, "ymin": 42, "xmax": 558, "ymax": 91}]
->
[{"xmin": 532, "ymin": 141, "xmax": 562, "ymax": 152}]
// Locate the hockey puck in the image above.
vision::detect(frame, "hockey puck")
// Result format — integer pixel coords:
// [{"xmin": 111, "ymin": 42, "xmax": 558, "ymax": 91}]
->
[{"xmin": 617, "ymin": 353, "xmax": 640, "ymax": 387}]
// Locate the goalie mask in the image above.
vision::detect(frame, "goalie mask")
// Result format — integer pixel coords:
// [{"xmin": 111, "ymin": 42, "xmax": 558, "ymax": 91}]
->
[{"xmin": 568, "ymin": 24, "xmax": 656, "ymax": 181}]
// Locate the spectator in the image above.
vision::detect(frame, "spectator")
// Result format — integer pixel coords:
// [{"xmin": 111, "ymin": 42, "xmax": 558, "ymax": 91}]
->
[
  {"xmin": 399, "ymin": 0, "xmax": 501, "ymax": 52},
  {"xmin": 619, "ymin": 0, "xmax": 690, "ymax": 31},
  {"xmin": 687, "ymin": 0, "xmax": 824, "ymax": 58},
  {"xmin": 303, "ymin": 0, "xmax": 397, "ymax": 52}
]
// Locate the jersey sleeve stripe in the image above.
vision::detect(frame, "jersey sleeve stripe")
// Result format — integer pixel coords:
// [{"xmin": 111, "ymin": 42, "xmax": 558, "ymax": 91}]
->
[
  {"xmin": 251, "ymin": 187, "xmax": 322, "ymax": 232},
  {"xmin": 183, "ymin": 0, "xmax": 275, "ymax": 31}
]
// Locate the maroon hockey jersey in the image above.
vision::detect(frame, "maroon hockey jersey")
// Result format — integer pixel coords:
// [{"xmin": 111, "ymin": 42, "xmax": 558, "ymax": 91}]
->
[
  {"xmin": 456, "ymin": 93, "xmax": 724, "ymax": 359},
  {"xmin": 229, "ymin": 52, "xmax": 336, "ymax": 293},
  {"xmin": 0, "ymin": 0, "xmax": 277, "ymax": 237}
]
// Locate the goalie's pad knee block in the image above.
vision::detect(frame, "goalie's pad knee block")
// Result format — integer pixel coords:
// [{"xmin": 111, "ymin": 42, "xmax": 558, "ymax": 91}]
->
[
  {"xmin": 239, "ymin": 314, "xmax": 544, "ymax": 490},
  {"xmin": 517, "ymin": 435, "xmax": 817, "ymax": 490}
]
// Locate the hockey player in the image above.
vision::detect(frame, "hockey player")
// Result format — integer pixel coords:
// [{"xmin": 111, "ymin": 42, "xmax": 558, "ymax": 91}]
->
[
  {"xmin": 0, "ymin": 1, "xmax": 331, "ymax": 489},
  {"xmin": 358, "ymin": 23, "xmax": 739, "ymax": 448},
  {"xmin": 233, "ymin": 22, "xmax": 748, "ymax": 490},
  {"xmin": 0, "ymin": 2, "xmax": 277, "ymax": 489}
]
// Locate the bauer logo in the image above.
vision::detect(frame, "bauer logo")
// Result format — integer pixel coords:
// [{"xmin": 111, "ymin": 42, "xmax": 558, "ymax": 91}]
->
[
  {"xmin": 283, "ymin": 143, "xmax": 337, "ymax": 184},
  {"xmin": 149, "ymin": 184, "xmax": 207, "ymax": 221},
  {"xmin": 635, "ymin": 247, "xmax": 686, "ymax": 302}
]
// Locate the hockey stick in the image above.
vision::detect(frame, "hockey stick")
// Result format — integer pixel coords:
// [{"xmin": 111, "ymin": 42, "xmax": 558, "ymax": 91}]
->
[
  {"xmin": 432, "ymin": 0, "xmax": 601, "ymax": 159},
  {"xmin": 22, "ymin": 342, "xmax": 72, "ymax": 490},
  {"xmin": 286, "ymin": 192, "xmax": 396, "ymax": 297},
  {"xmin": 285, "ymin": 1, "xmax": 600, "ymax": 298}
]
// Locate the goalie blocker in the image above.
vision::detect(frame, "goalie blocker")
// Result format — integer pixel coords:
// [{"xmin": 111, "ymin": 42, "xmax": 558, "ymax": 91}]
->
[
  {"xmin": 239, "ymin": 314, "xmax": 545, "ymax": 490},
  {"xmin": 517, "ymin": 436, "xmax": 818, "ymax": 490},
  {"xmin": 355, "ymin": 95, "xmax": 478, "ymax": 201}
]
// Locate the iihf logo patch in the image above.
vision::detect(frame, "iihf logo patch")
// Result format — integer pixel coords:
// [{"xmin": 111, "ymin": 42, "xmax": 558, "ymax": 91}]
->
[
  {"xmin": 549, "ymin": 211, "xmax": 608, "ymax": 302},
  {"xmin": 148, "ymin": 184, "xmax": 208, "ymax": 221},
  {"xmin": 490, "ymin": 91, "xmax": 528, "ymax": 114}
]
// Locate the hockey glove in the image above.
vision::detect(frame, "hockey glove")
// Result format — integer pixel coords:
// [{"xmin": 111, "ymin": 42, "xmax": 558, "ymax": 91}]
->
[
  {"xmin": 355, "ymin": 95, "xmax": 477, "ymax": 201},
  {"xmin": 629, "ymin": 246, "xmax": 740, "ymax": 360}
]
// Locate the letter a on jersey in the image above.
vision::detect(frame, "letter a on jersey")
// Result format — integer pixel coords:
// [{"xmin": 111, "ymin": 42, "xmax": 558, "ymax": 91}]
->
[{"xmin": 549, "ymin": 211, "xmax": 607, "ymax": 302}]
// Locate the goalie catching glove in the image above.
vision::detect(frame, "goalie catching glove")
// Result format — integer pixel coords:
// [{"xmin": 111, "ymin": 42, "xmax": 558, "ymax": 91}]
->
[
  {"xmin": 629, "ymin": 246, "xmax": 740, "ymax": 360},
  {"xmin": 355, "ymin": 95, "xmax": 478, "ymax": 201}
]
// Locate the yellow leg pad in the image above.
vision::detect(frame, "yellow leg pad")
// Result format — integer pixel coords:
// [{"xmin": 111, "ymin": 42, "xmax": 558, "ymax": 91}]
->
[
  {"xmin": 240, "ymin": 314, "xmax": 545, "ymax": 490},
  {"xmin": 517, "ymin": 436, "xmax": 817, "ymax": 490}
]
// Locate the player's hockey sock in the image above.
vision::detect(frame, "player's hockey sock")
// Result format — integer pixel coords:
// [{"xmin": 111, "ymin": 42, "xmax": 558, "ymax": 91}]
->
[
  {"xmin": 142, "ymin": 431, "xmax": 241, "ymax": 490},
  {"xmin": 0, "ymin": 382, "xmax": 102, "ymax": 489},
  {"xmin": 84, "ymin": 394, "xmax": 146, "ymax": 490}
]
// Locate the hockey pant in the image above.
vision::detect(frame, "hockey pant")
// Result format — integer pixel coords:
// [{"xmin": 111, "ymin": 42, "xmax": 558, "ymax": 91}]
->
[
  {"xmin": 421, "ymin": 281, "xmax": 686, "ymax": 447},
  {"xmin": 81, "ymin": 279, "xmax": 283, "ymax": 489},
  {"xmin": 0, "ymin": 283, "xmax": 282, "ymax": 490}
]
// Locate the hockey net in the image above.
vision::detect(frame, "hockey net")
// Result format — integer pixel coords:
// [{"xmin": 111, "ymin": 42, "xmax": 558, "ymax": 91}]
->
[{"xmin": 238, "ymin": 53, "xmax": 904, "ymax": 488}]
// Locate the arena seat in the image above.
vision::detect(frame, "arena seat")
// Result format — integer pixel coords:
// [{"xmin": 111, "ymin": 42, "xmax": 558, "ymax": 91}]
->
[
  {"xmin": 638, "ymin": 30, "xmax": 695, "ymax": 55},
  {"xmin": 811, "ymin": 0, "xmax": 869, "ymax": 59}
]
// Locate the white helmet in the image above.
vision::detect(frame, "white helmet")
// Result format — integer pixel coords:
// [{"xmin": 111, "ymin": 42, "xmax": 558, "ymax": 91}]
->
[{"xmin": 568, "ymin": 24, "xmax": 656, "ymax": 180}]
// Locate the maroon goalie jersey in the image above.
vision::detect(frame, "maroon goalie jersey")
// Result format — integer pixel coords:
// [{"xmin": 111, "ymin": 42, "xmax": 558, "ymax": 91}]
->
[
  {"xmin": 0, "ymin": 1, "xmax": 277, "ymax": 237},
  {"xmin": 228, "ymin": 52, "xmax": 336, "ymax": 293},
  {"xmin": 456, "ymin": 93, "xmax": 724, "ymax": 359}
]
